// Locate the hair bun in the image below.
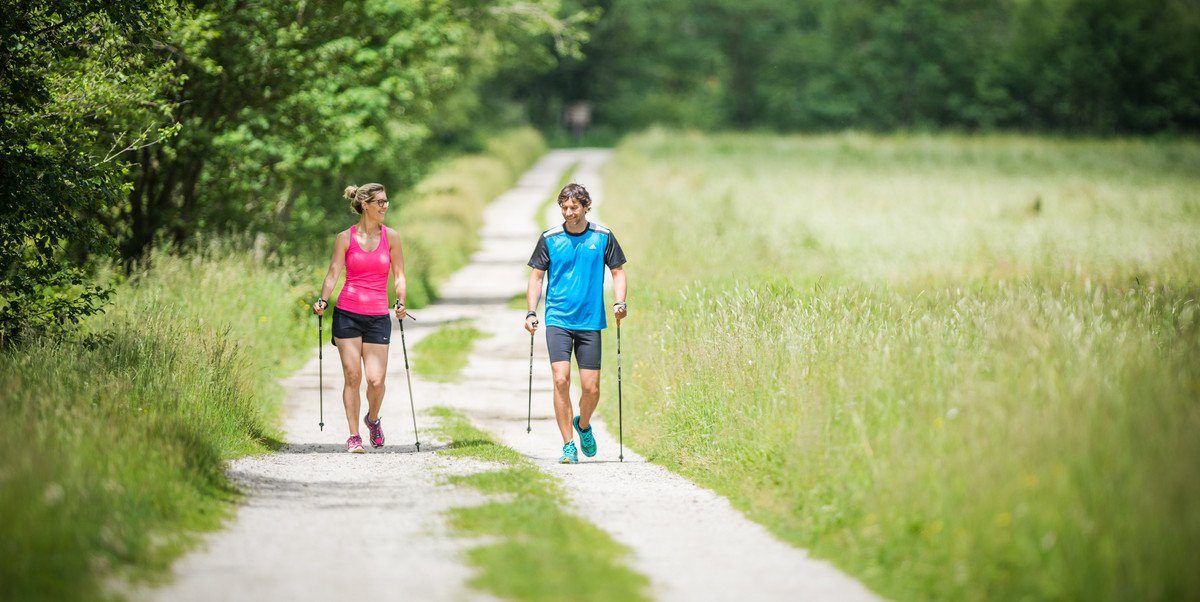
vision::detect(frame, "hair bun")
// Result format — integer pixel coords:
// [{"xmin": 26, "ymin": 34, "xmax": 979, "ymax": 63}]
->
[{"xmin": 344, "ymin": 185, "xmax": 358, "ymax": 200}]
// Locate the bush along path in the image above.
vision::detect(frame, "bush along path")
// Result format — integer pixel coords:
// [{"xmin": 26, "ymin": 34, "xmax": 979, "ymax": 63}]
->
[{"xmin": 137, "ymin": 150, "xmax": 880, "ymax": 602}]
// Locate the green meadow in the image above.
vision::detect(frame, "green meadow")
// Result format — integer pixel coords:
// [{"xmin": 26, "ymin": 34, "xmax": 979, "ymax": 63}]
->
[{"xmin": 601, "ymin": 130, "xmax": 1200, "ymax": 601}]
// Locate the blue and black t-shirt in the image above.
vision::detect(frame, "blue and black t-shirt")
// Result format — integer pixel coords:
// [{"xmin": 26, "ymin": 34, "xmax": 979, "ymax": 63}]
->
[{"xmin": 528, "ymin": 222, "xmax": 627, "ymax": 331}]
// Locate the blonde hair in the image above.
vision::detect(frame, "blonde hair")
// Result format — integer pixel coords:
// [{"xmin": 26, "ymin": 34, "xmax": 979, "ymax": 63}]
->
[{"xmin": 343, "ymin": 183, "xmax": 386, "ymax": 214}]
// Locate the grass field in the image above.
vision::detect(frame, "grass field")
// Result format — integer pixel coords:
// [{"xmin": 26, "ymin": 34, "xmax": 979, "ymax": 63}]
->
[{"xmin": 601, "ymin": 130, "xmax": 1200, "ymax": 601}]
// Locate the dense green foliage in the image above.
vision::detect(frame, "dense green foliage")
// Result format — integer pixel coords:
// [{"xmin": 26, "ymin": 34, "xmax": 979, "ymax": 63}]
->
[
  {"xmin": 0, "ymin": 0, "xmax": 180, "ymax": 343},
  {"xmin": 1, "ymin": 0, "xmax": 578, "ymax": 343},
  {"xmin": 432, "ymin": 407, "xmax": 652, "ymax": 602},
  {"xmin": 603, "ymin": 130, "xmax": 1200, "ymax": 600},
  {"xmin": 121, "ymin": 0, "xmax": 577, "ymax": 260},
  {"xmin": 523, "ymin": 0, "xmax": 1200, "ymax": 136}
]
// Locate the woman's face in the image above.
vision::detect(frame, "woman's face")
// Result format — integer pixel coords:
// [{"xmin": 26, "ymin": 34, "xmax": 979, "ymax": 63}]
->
[
  {"xmin": 559, "ymin": 197, "xmax": 587, "ymax": 228},
  {"xmin": 364, "ymin": 192, "xmax": 389, "ymax": 219}
]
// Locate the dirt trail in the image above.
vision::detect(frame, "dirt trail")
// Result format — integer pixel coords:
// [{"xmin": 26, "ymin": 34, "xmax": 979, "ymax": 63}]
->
[{"xmin": 138, "ymin": 150, "xmax": 881, "ymax": 602}]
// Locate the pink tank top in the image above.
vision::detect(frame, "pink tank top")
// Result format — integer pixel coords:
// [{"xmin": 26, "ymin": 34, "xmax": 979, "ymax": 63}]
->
[{"xmin": 337, "ymin": 224, "xmax": 391, "ymax": 315}]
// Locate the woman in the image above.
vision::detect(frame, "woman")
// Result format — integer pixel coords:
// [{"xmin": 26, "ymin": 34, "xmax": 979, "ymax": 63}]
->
[{"xmin": 313, "ymin": 183, "xmax": 407, "ymax": 453}]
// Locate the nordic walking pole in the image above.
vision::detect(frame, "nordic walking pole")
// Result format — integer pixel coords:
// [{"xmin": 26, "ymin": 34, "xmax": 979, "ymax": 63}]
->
[
  {"xmin": 527, "ymin": 322, "xmax": 536, "ymax": 434},
  {"xmin": 317, "ymin": 305, "xmax": 324, "ymax": 431},
  {"xmin": 396, "ymin": 300, "xmax": 420, "ymax": 452},
  {"xmin": 617, "ymin": 320, "xmax": 624, "ymax": 462}
]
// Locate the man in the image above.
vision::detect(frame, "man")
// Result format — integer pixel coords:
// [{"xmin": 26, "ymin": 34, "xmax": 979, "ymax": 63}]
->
[{"xmin": 525, "ymin": 183, "xmax": 628, "ymax": 464}]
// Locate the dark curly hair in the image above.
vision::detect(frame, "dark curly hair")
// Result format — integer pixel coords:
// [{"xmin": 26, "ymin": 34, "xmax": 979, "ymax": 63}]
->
[{"xmin": 556, "ymin": 183, "xmax": 592, "ymax": 209}]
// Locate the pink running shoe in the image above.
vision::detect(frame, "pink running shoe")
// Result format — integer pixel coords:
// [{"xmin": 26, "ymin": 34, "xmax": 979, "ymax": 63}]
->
[
  {"xmin": 346, "ymin": 434, "xmax": 365, "ymax": 453},
  {"xmin": 364, "ymin": 414, "xmax": 384, "ymax": 448}
]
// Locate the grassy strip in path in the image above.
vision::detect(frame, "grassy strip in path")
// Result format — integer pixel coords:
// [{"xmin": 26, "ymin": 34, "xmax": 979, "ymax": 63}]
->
[
  {"xmin": 430, "ymin": 407, "xmax": 651, "ymax": 602},
  {"xmin": 412, "ymin": 320, "xmax": 488, "ymax": 382}
]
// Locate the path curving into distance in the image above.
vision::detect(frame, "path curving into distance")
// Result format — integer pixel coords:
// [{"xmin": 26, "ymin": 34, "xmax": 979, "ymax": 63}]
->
[{"xmin": 135, "ymin": 150, "xmax": 881, "ymax": 602}]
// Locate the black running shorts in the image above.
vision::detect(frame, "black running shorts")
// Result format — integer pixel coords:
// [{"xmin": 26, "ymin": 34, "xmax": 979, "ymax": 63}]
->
[
  {"xmin": 331, "ymin": 307, "xmax": 392, "ymax": 345},
  {"xmin": 545, "ymin": 326, "xmax": 601, "ymax": 370}
]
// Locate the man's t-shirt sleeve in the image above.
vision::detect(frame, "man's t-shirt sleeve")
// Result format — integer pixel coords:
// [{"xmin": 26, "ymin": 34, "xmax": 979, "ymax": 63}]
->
[
  {"xmin": 528, "ymin": 235, "xmax": 550, "ymax": 270},
  {"xmin": 604, "ymin": 233, "xmax": 627, "ymax": 269}
]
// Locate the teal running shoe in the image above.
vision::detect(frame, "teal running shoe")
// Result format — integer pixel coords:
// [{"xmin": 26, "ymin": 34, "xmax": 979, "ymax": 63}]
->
[
  {"xmin": 559, "ymin": 441, "xmax": 579, "ymax": 464},
  {"xmin": 573, "ymin": 415, "xmax": 597, "ymax": 457}
]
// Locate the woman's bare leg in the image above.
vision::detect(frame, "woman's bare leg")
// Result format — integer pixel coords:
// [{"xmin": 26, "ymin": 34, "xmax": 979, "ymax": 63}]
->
[
  {"xmin": 361, "ymin": 343, "xmax": 389, "ymax": 421},
  {"xmin": 336, "ymin": 337, "xmax": 364, "ymax": 436}
]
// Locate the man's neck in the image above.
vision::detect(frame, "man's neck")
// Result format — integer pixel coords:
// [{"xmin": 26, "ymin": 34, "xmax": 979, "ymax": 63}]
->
[{"xmin": 565, "ymin": 219, "xmax": 588, "ymax": 234}]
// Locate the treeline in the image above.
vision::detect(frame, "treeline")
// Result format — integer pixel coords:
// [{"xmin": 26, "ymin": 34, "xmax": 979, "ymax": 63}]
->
[
  {"xmin": 5, "ymin": 0, "xmax": 1197, "ymax": 342},
  {"xmin": 517, "ymin": 0, "xmax": 1200, "ymax": 135},
  {"xmin": 0, "ymin": 0, "xmax": 583, "ymax": 343}
]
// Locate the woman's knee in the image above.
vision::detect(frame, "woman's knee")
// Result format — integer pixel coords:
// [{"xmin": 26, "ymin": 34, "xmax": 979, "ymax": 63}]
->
[{"xmin": 366, "ymin": 375, "xmax": 385, "ymax": 391}]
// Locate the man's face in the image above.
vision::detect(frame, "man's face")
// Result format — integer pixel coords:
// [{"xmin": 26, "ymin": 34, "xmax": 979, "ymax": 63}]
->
[{"xmin": 560, "ymin": 197, "xmax": 586, "ymax": 227}]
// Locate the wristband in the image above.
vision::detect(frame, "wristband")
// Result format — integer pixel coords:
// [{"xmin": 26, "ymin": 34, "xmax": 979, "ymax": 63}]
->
[
  {"xmin": 316, "ymin": 298, "xmax": 327, "ymax": 308},
  {"xmin": 394, "ymin": 300, "xmax": 405, "ymax": 309},
  {"xmin": 526, "ymin": 311, "xmax": 537, "ymax": 318}
]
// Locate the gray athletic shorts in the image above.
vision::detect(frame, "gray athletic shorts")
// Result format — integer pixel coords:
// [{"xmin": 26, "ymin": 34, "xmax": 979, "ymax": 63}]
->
[{"xmin": 545, "ymin": 326, "xmax": 601, "ymax": 370}]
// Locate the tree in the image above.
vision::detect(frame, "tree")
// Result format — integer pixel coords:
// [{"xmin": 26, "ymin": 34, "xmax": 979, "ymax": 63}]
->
[
  {"xmin": 521, "ymin": 0, "xmax": 1200, "ymax": 134},
  {"xmin": 122, "ymin": 0, "xmax": 589, "ymax": 260},
  {"xmin": 0, "ymin": 0, "xmax": 180, "ymax": 344}
]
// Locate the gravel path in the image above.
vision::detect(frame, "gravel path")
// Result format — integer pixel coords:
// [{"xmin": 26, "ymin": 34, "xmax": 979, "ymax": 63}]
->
[{"xmin": 136, "ymin": 150, "xmax": 882, "ymax": 602}]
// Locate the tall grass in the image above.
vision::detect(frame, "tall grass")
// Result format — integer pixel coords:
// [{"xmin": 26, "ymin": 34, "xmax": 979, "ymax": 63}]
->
[
  {"xmin": 0, "ymin": 244, "xmax": 309, "ymax": 602},
  {"xmin": 602, "ymin": 130, "xmax": 1200, "ymax": 601}
]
